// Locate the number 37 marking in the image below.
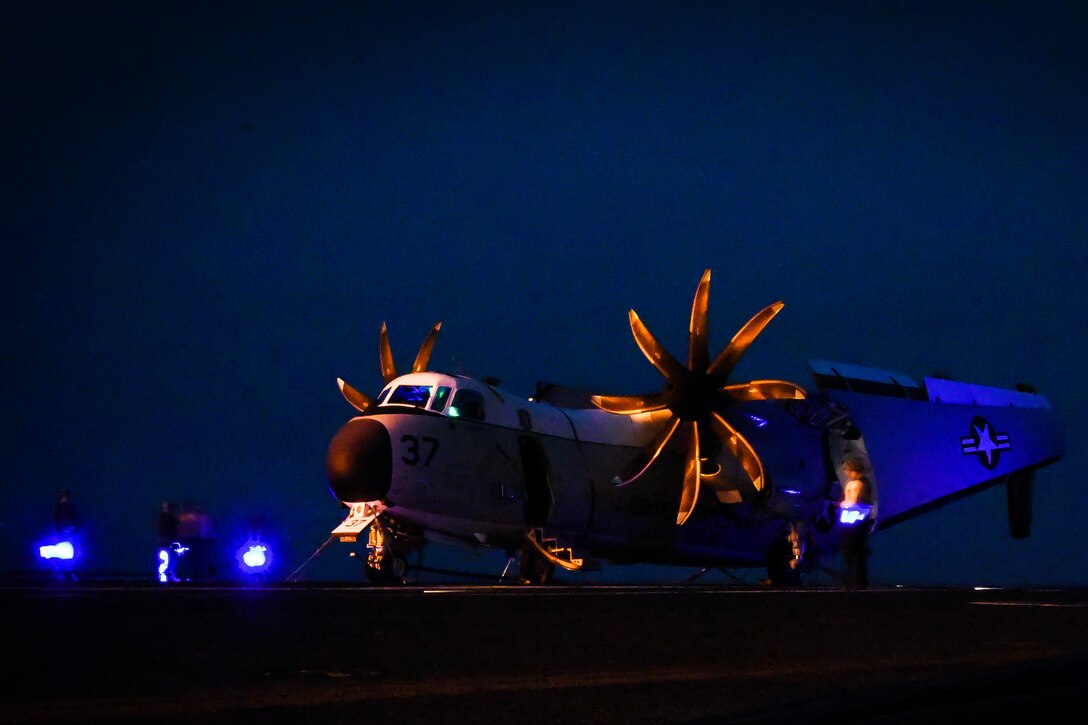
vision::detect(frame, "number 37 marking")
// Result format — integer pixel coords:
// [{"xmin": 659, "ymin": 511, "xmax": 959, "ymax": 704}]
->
[{"xmin": 401, "ymin": 435, "xmax": 439, "ymax": 466}]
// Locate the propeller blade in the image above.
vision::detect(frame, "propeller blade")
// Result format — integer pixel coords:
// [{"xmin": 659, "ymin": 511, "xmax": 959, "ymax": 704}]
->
[
  {"xmin": 337, "ymin": 377, "xmax": 375, "ymax": 413},
  {"xmin": 612, "ymin": 416, "xmax": 681, "ymax": 487},
  {"xmin": 379, "ymin": 322, "xmax": 397, "ymax": 384},
  {"xmin": 676, "ymin": 421, "xmax": 701, "ymax": 525},
  {"xmin": 629, "ymin": 309, "xmax": 685, "ymax": 380},
  {"xmin": 709, "ymin": 411, "xmax": 765, "ymax": 491},
  {"xmin": 412, "ymin": 321, "xmax": 443, "ymax": 373},
  {"xmin": 591, "ymin": 392, "xmax": 668, "ymax": 415},
  {"xmin": 719, "ymin": 379, "xmax": 807, "ymax": 404},
  {"xmin": 707, "ymin": 301, "xmax": 784, "ymax": 381},
  {"xmin": 688, "ymin": 269, "xmax": 711, "ymax": 371}
]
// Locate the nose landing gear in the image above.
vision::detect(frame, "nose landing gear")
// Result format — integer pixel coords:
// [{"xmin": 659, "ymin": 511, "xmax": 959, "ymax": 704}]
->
[{"xmin": 361, "ymin": 517, "xmax": 417, "ymax": 585}]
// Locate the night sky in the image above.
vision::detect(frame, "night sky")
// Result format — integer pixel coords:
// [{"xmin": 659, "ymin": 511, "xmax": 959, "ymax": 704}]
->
[{"xmin": 3, "ymin": 1, "xmax": 1085, "ymax": 586}]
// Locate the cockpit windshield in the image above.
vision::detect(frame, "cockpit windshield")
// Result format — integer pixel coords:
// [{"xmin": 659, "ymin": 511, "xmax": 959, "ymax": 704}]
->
[
  {"xmin": 430, "ymin": 386, "xmax": 452, "ymax": 412},
  {"xmin": 385, "ymin": 384, "xmax": 433, "ymax": 408}
]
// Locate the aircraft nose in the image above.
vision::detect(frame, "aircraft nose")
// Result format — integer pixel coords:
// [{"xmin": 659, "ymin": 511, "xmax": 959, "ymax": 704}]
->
[{"xmin": 326, "ymin": 418, "xmax": 393, "ymax": 502}]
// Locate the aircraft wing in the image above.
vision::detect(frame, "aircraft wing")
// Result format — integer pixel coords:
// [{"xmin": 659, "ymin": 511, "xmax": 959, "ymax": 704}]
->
[{"xmin": 811, "ymin": 361, "xmax": 1065, "ymax": 528}]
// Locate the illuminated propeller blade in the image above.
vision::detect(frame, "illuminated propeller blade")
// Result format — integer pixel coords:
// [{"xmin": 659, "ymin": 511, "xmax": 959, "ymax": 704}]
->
[
  {"xmin": 720, "ymin": 380, "xmax": 807, "ymax": 404},
  {"xmin": 379, "ymin": 322, "xmax": 397, "ymax": 384},
  {"xmin": 688, "ymin": 269, "xmax": 711, "ymax": 371},
  {"xmin": 676, "ymin": 421, "xmax": 701, "ymax": 525},
  {"xmin": 591, "ymin": 392, "xmax": 668, "ymax": 415},
  {"xmin": 707, "ymin": 301, "xmax": 784, "ymax": 380},
  {"xmin": 613, "ymin": 416, "xmax": 681, "ymax": 487},
  {"xmin": 592, "ymin": 272, "xmax": 801, "ymax": 523},
  {"xmin": 412, "ymin": 321, "xmax": 442, "ymax": 373},
  {"xmin": 709, "ymin": 411, "xmax": 765, "ymax": 491},
  {"xmin": 337, "ymin": 377, "xmax": 375, "ymax": 413},
  {"xmin": 629, "ymin": 310, "xmax": 685, "ymax": 379}
]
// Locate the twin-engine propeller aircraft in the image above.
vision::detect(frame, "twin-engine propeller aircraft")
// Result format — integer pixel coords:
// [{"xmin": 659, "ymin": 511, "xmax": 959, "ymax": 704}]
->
[{"xmin": 326, "ymin": 270, "xmax": 1064, "ymax": 585}]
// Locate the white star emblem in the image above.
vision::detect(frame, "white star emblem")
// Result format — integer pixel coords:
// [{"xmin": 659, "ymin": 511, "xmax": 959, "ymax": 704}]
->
[
  {"xmin": 972, "ymin": 422, "xmax": 1000, "ymax": 466},
  {"xmin": 960, "ymin": 416, "xmax": 1011, "ymax": 469}
]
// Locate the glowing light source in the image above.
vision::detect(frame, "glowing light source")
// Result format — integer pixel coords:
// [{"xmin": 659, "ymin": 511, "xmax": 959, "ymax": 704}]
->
[
  {"xmin": 745, "ymin": 413, "xmax": 768, "ymax": 428},
  {"xmin": 243, "ymin": 545, "xmax": 266, "ymax": 568},
  {"xmin": 236, "ymin": 540, "xmax": 273, "ymax": 574},
  {"xmin": 157, "ymin": 542, "xmax": 188, "ymax": 583},
  {"xmin": 839, "ymin": 504, "xmax": 872, "ymax": 525},
  {"xmin": 39, "ymin": 541, "xmax": 74, "ymax": 560}
]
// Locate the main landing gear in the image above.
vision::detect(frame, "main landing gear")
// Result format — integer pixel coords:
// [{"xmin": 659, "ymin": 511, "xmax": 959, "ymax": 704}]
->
[
  {"xmin": 763, "ymin": 523, "xmax": 807, "ymax": 586},
  {"xmin": 519, "ymin": 544, "xmax": 555, "ymax": 585}
]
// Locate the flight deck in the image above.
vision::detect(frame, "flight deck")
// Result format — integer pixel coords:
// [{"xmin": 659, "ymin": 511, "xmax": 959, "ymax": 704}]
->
[{"xmin": 4, "ymin": 582, "xmax": 1087, "ymax": 723}]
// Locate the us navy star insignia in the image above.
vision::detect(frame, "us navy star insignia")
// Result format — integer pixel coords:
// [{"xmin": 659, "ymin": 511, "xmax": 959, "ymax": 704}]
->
[{"xmin": 960, "ymin": 416, "xmax": 1011, "ymax": 469}]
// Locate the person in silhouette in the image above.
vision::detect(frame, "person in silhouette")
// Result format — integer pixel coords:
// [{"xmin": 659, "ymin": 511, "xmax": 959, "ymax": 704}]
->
[
  {"xmin": 157, "ymin": 501, "xmax": 180, "ymax": 546},
  {"xmin": 53, "ymin": 489, "xmax": 78, "ymax": 535},
  {"xmin": 178, "ymin": 501, "xmax": 216, "ymax": 581},
  {"xmin": 156, "ymin": 501, "xmax": 181, "ymax": 582},
  {"xmin": 839, "ymin": 457, "xmax": 873, "ymax": 588},
  {"xmin": 50, "ymin": 489, "xmax": 81, "ymax": 581}
]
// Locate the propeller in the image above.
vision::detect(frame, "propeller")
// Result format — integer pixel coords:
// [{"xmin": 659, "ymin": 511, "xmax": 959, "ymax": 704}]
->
[
  {"xmin": 591, "ymin": 269, "xmax": 806, "ymax": 525},
  {"xmin": 337, "ymin": 321, "xmax": 443, "ymax": 413}
]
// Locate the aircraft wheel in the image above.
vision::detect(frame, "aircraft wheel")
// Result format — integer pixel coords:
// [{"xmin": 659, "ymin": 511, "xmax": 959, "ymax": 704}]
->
[
  {"xmin": 764, "ymin": 531, "xmax": 800, "ymax": 586},
  {"xmin": 520, "ymin": 548, "xmax": 554, "ymax": 585},
  {"xmin": 389, "ymin": 552, "xmax": 409, "ymax": 581},
  {"xmin": 365, "ymin": 551, "xmax": 409, "ymax": 585}
]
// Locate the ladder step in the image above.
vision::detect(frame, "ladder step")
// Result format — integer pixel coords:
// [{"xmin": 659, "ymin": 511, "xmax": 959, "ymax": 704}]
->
[{"xmin": 526, "ymin": 528, "xmax": 599, "ymax": 571}]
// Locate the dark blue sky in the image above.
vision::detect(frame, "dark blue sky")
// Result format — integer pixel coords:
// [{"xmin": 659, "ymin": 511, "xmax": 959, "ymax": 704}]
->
[{"xmin": 3, "ymin": 1, "xmax": 1085, "ymax": 585}]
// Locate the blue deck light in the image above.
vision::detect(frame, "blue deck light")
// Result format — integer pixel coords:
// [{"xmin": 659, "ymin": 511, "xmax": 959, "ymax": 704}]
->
[
  {"xmin": 236, "ymin": 540, "xmax": 273, "ymax": 574},
  {"xmin": 39, "ymin": 541, "xmax": 74, "ymax": 560}
]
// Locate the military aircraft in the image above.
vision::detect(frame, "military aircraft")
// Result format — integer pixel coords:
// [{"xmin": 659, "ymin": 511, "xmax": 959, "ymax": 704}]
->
[{"xmin": 325, "ymin": 270, "xmax": 1065, "ymax": 585}]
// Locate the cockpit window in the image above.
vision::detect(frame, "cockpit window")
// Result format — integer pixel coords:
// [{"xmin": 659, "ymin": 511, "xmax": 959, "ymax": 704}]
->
[
  {"xmin": 376, "ymin": 387, "xmax": 392, "ymax": 405},
  {"xmin": 430, "ymin": 386, "xmax": 451, "ymax": 412},
  {"xmin": 448, "ymin": 389, "xmax": 486, "ymax": 421},
  {"xmin": 386, "ymin": 384, "xmax": 432, "ymax": 408}
]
